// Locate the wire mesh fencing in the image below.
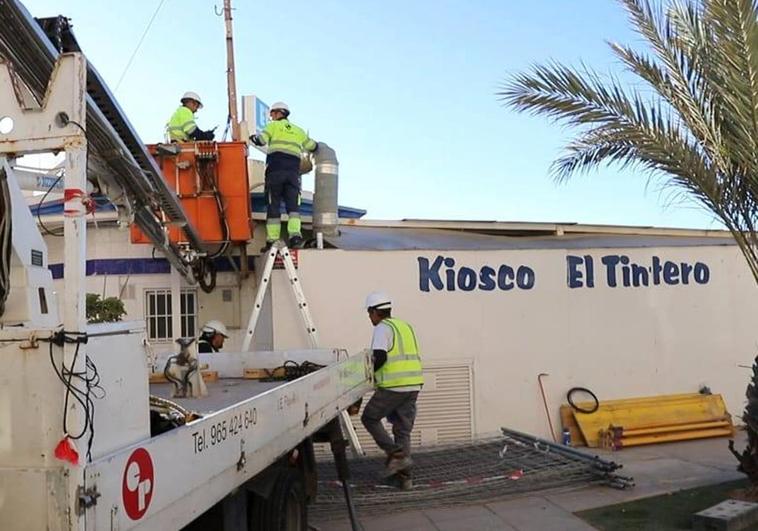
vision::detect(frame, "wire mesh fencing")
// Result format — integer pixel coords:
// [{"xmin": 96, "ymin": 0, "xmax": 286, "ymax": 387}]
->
[{"xmin": 312, "ymin": 427, "xmax": 633, "ymax": 518}]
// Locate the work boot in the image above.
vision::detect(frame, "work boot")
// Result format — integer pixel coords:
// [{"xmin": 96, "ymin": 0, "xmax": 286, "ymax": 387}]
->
[
  {"xmin": 382, "ymin": 473, "xmax": 413, "ymax": 490},
  {"xmin": 395, "ymin": 470, "xmax": 413, "ymax": 490},
  {"xmin": 288, "ymin": 235, "xmax": 304, "ymax": 248},
  {"xmin": 384, "ymin": 452, "xmax": 413, "ymax": 477}
]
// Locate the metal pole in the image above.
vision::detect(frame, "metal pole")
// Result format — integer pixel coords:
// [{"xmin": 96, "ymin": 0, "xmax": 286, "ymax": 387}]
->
[
  {"xmin": 61, "ymin": 54, "xmax": 89, "ymax": 531},
  {"xmin": 328, "ymin": 419, "xmax": 363, "ymax": 531},
  {"xmin": 537, "ymin": 373, "xmax": 557, "ymax": 442},
  {"xmin": 223, "ymin": 0, "xmax": 241, "ymax": 141}
]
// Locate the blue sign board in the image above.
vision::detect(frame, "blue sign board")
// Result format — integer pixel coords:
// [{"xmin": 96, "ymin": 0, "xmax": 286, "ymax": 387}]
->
[{"xmin": 254, "ymin": 97, "xmax": 269, "ymax": 134}]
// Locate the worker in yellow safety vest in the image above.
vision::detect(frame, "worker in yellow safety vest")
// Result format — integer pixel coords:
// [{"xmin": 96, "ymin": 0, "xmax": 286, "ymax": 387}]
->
[
  {"xmin": 360, "ymin": 291, "xmax": 423, "ymax": 490},
  {"xmin": 250, "ymin": 101, "xmax": 317, "ymax": 249},
  {"xmin": 166, "ymin": 91, "xmax": 216, "ymax": 142}
]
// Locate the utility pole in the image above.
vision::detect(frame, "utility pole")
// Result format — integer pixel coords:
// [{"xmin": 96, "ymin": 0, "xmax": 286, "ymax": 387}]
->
[{"xmin": 223, "ymin": 0, "xmax": 240, "ymax": 141}]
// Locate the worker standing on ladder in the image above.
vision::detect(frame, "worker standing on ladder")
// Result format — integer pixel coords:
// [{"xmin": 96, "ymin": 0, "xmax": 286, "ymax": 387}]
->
[
  {"xmin": 361, "ymin": 291, "xmax": 424, "ymax": 490},
  {"xmin": 166, "ymin": 92, "xmax": 216, "ymax": 141},
  {"xmin": 250, "ymin": 102, "xmax": 317, "ymax": 250}
]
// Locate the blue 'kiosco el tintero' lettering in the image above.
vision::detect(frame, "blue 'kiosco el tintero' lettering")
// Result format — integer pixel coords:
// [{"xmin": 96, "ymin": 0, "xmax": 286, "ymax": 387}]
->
[{"xmin": 418, "ymin": 256, "xmax": 535, "ymax": 292}]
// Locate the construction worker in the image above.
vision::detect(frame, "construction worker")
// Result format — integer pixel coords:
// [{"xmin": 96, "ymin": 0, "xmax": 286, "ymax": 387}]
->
[
  {"xmin": 360, "ymin": 291, "xmax": 423, "ymax": 490},
  {"xmin": 197, "ymin": 320, "xmax": 228, "ymax": 353},
  {"xmin": 166, "ymin": 92, "xmax": 215, "ymax": 142},
  {"xmin": 249, "ymin": 102, "xmax": 317, "ymax": 249}
]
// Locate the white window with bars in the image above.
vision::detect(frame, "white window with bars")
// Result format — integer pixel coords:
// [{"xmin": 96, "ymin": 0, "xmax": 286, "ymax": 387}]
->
[
  {"xmin": 180, "ymin": 290, "xmax": 197, "ymax": 339},
  {"xmin": 144, "ymin": 289, "xmax": 197, "ymax": 341}
]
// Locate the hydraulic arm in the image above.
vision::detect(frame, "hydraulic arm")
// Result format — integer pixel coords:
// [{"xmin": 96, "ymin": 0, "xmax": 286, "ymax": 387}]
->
[{"xmin": 0, "ymin": 0, "xmax": 205, "ymax": 277}]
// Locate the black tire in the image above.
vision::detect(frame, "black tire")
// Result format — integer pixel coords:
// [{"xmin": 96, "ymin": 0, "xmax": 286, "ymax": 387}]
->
[{"xmin": 248, "ymin": 468, "xmax": 307, "ymax": 531}]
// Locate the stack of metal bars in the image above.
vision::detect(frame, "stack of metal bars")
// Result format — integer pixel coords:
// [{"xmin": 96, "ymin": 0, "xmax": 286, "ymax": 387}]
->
[{"xmin": 312, "ymin": 427, "xmax": 633, "ymax": 517}]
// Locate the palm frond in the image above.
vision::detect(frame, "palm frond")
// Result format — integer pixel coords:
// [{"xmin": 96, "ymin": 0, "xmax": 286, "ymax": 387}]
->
[{"xmin": 498, "ymin": 0, "xmax": 758, "ymax": 284}]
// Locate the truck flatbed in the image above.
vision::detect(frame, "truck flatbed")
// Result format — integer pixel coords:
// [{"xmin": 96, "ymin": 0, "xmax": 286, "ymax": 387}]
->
[
  {"xmin": 82, "ymin": 352, "xmax": 371, "ymax": 529},
  {"xmin": 151, "ymin": 379, "xmax": 283, "ymax": 413}
]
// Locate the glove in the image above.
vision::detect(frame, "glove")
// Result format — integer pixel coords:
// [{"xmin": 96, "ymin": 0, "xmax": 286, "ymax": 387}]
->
[{"xmin": 250, "ymin": 134, "xmax": 264, "ymax": 147}]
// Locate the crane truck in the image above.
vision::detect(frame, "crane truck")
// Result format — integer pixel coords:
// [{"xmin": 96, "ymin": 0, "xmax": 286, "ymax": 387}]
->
[{"xmin": 0, "ymin": 1, "xmax": 371, "ymax": 529}]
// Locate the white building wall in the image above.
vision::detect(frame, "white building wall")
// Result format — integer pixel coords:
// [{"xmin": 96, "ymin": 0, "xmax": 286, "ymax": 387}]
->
[
  {"xmin": 44, "ymin": 225, "xmax": 758, "ymax": 442},
  {"xmin": 271, "ymin": 247, "xmax": 758, "ymax": 440}
]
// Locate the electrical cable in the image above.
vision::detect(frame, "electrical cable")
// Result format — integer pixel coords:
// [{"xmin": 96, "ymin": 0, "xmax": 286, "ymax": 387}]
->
[
  {"xmin": 38, "ymin": 116, "xmax": 92, "ymax": 236},
  {"xmin": 113, "ymin": 0, "xmax": 167, "ymax": 92},
  {"xmin": 36, "ymin": 172, "xmax": 64, "ymax": 237},
  {"xmin": 192, "ymin": 155, "xmax": 230, "ymax": 292},
  {"xmin": 567, "ymin": 386, "xmax": 599, "ymax": 414},
  {"xmin": 221, "ymin": 115, "xmax": 231, "ymax": 142},
  {"xmin": 48, "ymin": 331, "xmax": 105, "ymax": 462},
  {"xmin": 260, "ymin": 360, "xmax": 326, "ymax": 382},
  {"xmin": 0, "ymin": 166, "xmax": 11, "ymax": 316},
  {"xmin": 150, "ymin": 395, "xmax": 202, "ymax": 422},
  {"xmin": 65, "ymin": 120, "xmax": 86, "ymax": 134},
  {"xmin": 198, "ymin": 158, "xmax": 231, "ymax": 258}
]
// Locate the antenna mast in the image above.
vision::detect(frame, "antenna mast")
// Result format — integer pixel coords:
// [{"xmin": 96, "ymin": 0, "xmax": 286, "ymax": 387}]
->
[{"xmin": 223, "ymin": 0, "xmax": 240, "ymax": 140}]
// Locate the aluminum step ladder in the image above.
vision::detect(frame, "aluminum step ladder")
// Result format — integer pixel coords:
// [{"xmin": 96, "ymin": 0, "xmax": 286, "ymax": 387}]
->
[{"xmin": 241, "ymin": 242, "xmax": 364, "ymax": 456}]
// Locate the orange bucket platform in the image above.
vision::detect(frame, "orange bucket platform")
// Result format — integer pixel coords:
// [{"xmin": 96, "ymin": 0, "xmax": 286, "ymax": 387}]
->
[{"xmin": 131, "ymin": 141, "xmax": 252, "ymax": 246}]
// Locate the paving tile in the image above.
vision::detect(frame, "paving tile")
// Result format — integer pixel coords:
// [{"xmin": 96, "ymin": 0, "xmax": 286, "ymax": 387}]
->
[
  {"xmin": 309, "ymin": 518, "xmax": 353, "ymax": 531},
  {"xmin": 658, "ymin": 436, "xmax": 745, "ymax": 471},
  {"xmin": 486, "ymin": 496, "xmax": 596, "ymax": 531},
  {"xmin": 423, "ymin": 505, "xmax": 498, "ymax": 523},
  {"xmin": 434, "ymin": 515, "xmax": 515, "ymax": 531},
  {"xmin": 358, "ymin": 510, "xmax": 437, "ymax": 531},
  {"xmin": 424, "ymin": 505, "xmax": 515, "ymax": 530},
  {"xmin": 545, "ymin": 485, "xmax": 629, "ymax": 512},
  {"xmin": 622, "ymin": 456, "xmax": 735, "ymax": 490},
  {"xmin": 594, "ymin": 445, "xmax": 670, "ymax": 462}
]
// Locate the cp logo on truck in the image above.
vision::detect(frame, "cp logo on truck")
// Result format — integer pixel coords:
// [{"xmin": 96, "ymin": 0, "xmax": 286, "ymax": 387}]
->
[{"xmin": 122, "ymin": 448, "xmax": 154, "ymax": 520}]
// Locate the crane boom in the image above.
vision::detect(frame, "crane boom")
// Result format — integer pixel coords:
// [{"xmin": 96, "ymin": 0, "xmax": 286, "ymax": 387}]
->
[{"xmin": 0, "ymin": 0, "xmax": 204, "ymax": 277}]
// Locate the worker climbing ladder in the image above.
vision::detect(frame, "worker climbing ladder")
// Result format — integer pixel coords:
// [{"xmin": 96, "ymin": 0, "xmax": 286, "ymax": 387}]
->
[{"xmin": 242, "ymin": 241, "xmax": 364, "ymax": 456}]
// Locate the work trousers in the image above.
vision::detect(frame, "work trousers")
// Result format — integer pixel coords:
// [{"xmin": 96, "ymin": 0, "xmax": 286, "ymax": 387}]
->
[
  {"xmin": 265, "ymin": 169, "xmax": 300, "ymax": 219},
  {"xmin": 361, "ymin": 388, "xmax": 419, "ymax": 457}
]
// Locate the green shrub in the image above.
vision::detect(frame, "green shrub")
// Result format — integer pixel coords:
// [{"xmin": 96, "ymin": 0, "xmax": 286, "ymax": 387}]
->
[{"xmin": 86, "ymin": 293, "xmax": 126, "ymax": 323}]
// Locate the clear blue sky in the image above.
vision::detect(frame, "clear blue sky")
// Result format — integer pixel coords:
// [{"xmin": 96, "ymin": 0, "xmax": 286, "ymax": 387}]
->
[{"xmin": 25, "ymin": 0, "xmax": 722, "ymax": 229}]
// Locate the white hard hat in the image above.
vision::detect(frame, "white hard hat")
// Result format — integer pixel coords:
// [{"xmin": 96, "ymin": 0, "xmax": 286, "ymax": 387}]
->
[
  {"xmin": 365, "ymin": 291, "xmax": 392, "ymax": 310},
  {"xmin": 201, "ymin": 320, "xmax": 228, "ymax": 338},
  {"xmin": 270, "ymin": 101, "xmax": 290, "ymax": 113},
  {"xmin": 181, "ymin": 91, "xmax": 203, "ymax": 109}
]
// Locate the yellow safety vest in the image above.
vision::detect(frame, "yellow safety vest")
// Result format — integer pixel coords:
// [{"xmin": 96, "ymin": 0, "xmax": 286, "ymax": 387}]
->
[
  {"xmin": 258, "ymin": 119, "xmax": 317, "ymax": 157},
  {"xmin": 375, "ymin": 318, "xmax": 424, "ymax": 389},
  {"xmin": 166, "ymin": 106, "xmax": 197, "ymax": 141}
]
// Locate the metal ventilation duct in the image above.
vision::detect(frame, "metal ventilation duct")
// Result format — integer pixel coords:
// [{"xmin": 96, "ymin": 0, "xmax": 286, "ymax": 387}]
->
[{"xmin": 312, "ymin": 142, "xmax": 339, "ymax": 238}]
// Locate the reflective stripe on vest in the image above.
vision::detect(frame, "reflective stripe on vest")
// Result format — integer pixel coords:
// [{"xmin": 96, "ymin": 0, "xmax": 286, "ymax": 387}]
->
[
  {"xmin": 259, "ymin": 119, "xmax": 316, "ymax": 157},
  {"xmin": 167, "ymin": 106, "xmax": 197, "ymax": 141},
  {"xmin": 375, "ymin": 318, "xmax": 424, "ymax": 388}
]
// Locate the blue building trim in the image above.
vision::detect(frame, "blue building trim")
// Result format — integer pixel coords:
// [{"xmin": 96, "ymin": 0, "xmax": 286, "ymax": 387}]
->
[
  {"xmin": 49, "ymin": 256, "xmax": 256, "ymax": 279},
  {"xmin": 32, "ymin": 193, "xmax": 366, "ymax": 219}
]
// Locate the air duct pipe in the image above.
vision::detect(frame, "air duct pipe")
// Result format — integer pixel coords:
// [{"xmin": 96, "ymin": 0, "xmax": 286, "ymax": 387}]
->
[{"xmin": 312, "ymin": 142, "xmax": 338, "ymax": 240}]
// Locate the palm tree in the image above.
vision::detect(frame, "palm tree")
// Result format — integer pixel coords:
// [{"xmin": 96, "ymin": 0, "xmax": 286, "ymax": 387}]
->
[{"xmin": 499, "ymin": 0, "xmax": 758, "ymax": 483}]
